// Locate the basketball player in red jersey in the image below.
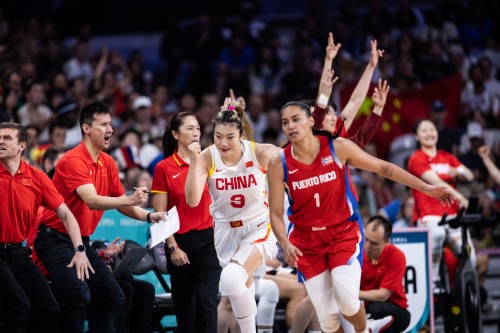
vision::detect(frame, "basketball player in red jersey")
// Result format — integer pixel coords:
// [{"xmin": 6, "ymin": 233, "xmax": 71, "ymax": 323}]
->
[{"xmin": 268, "ymin": 102, "xmax": 455, "ymax": 333}]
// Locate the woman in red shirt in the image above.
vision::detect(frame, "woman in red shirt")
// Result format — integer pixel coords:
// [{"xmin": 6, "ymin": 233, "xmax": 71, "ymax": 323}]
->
[{"xmin": 151, "ymin": 112, "xmax": 221, "ymax": 333}]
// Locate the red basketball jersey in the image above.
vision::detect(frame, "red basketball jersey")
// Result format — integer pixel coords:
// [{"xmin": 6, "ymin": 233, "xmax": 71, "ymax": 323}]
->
[
  {"xmin": 280, "ymin": 135, "xmax": 358, "ymax": 229},
  {"xmin": 408, "ymin": 149, "xmax": 461, "ymax": 220}
]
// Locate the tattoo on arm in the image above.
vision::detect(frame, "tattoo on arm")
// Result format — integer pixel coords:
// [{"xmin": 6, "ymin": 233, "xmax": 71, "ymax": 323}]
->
[{"xmin": 381, "ymin": 164, "xmax": 393, "ymax": 178}]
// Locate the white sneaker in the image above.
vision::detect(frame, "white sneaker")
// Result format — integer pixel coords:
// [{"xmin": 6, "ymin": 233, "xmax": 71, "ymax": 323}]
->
[{"xmin": 367, "ymin": 315, "xmax": 394, "ymax": 333}]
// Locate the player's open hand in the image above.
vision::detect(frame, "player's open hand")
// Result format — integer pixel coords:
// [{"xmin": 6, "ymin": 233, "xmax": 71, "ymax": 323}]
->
[
  {"xmin": 372, "ymin": 79, "xmax": 390, "ymax": 109},
  {"xmin": 426, "ymin": 184, "xmax": 456, "ymax": 206}
]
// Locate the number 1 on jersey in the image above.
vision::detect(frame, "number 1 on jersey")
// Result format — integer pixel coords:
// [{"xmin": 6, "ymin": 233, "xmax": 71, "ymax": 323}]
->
[{"xmin": 314, "ymin": 192, "xmax": 320, "ymax": 207}]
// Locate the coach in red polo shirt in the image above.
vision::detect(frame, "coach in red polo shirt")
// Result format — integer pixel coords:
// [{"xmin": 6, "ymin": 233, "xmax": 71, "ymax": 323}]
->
[
  {"xmin": 360, "ymin": 215, "xmax": 411, "ymax": 333},
  {"xmin": 0, "ymin": 122, "xmax": 91, "ymax": 333},
  {"xmin": 151, "ymin": 112, "xmax": 221, "ymax": 333},
  {"xmin": 34, "ymin": 101, "xmax": 168, "ymax": 333}
]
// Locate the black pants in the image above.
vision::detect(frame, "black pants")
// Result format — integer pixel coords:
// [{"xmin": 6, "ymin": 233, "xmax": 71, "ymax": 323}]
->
[
  {"xmin": 34, "ymin": 228, "xmax": 125, "ymax": 333},
  {"xmin": 166, "ymin": 227, "xmax": 222, "ymax": 333},
  {"xmin": 366, "ymin": 301, "xmax": 411, "ymax": 333},
  {"xmin": 0, "ymin": 247, "xmax": 59, "ymax": 333},
  {"xmin": 116, "ymin": 278, "xmax": 155, "ymax": 333}
]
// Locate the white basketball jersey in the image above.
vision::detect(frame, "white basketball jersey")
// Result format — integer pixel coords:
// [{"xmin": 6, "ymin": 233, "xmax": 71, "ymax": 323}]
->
[{"xmin": 208, "ymin": 140, "xmax": 269, "ymax": 223}]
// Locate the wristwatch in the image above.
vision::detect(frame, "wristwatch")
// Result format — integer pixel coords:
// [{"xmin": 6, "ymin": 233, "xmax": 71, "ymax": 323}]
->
[
  {"xmin": 75, "ymin": 244, "xmax": 86, "ymax": 253},
  {"xmin": 168, "ymin": 244, "xmax": 179, "ymax": 254}
]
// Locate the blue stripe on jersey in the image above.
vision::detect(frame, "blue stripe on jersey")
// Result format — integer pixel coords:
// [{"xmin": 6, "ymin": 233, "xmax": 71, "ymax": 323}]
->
[
  {"xmin": 328, "ymin": 137, "xmax": 342, "ymax": 167},
  {"xmin": 280, "ymin": 150, "xmax": 288, "ymax": 183},
  {"xmin": 285, "ymin": 185, "xmax": 295, "ymax": 236},
  {"xmin": 327, "ymin": 137, "xmax": 357, "ymax": 215},
  {"xmin": 344, "ymin": 170, "xmax": 358, "ymax": 215},
  {"xmin": 347, "ymin": 212, "xmax": 364, "ymax": 267},
  {"xmin": 280, "ymin": 150, "xmax": 295, "ymax": 236},
  {"xmin": 297, "ymin": 269, "xmax": 306, "ymax": 283}
]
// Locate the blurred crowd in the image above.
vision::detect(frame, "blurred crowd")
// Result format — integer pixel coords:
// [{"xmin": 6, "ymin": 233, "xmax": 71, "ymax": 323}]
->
[{"xmin": 0, "ymin": 0, "xmax": 499, "ymax": 246}]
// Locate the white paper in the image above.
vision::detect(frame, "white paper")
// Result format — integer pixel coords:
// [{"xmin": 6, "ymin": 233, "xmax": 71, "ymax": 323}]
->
[{"xmin": 149, "ymin": 206, "xmax": 180, "ymax": 248}]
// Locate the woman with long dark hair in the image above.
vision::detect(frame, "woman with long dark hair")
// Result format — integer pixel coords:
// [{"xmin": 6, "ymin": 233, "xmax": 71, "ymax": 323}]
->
[
  {"xmin": 268, "ymin": 102, "xmax": 455, "ymax": 333},
  {"xmin": 151, "ymin": 112, "xmax": 221, "ymax": 333}
]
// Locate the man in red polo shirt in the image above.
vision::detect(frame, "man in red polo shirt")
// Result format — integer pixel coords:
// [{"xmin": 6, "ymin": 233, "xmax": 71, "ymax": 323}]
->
[
  {"xmin": 360, "ymin": 215, "xmax": 411, "ymax": 333},
  {"xmin": 0, "ymin": 122, "xmax": 92, "ymax": 333},
  {"xmin": 34, "ymin": 101, "xmax": 168, "ymax": 333}
]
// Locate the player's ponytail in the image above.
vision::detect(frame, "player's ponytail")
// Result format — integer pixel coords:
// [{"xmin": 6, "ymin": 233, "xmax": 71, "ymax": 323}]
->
[{"xmin": 213, "ymin": 102, "xmax": 254, "ymax": 141}]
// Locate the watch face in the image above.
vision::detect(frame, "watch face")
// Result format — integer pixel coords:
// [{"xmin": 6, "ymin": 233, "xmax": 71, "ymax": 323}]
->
[
  {"xmin": 76, "ymin": 245, "xmax": 86, "ymax": 252},
  {"xmin": 169, "ymin": 246, "xmax": 176, "ymax": 253}
]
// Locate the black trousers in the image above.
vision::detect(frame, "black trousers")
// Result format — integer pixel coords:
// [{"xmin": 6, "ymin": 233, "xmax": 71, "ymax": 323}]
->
[
  {"xmin": 366, "ymin": 301, "xmax": 411, "ymax": 333},
  {"xmin": 0, "ymin": 247, "xmax": 59, "ymax": 333},
  {"xmin": 166, "ymin": 227, "xmax": 222, "ymax": 333},
  {"xmin": 116, "ymin": 278, "xmax": 155, "ymax": 333},
  {"xmin": 34, "ymin": 228, "xmax": 125, "ymax": 333}
]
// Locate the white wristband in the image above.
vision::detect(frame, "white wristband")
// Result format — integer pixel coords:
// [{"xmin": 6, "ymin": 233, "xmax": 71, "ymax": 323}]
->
[{"xmin": 317, "ymin": 94, "xmax": 329, "ymax": 108}]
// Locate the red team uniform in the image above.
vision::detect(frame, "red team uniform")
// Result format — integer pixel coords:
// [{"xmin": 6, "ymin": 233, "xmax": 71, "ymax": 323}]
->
[
  {"xmin": 280, "ymin": 135, "xmax": 361, "ymax": 279},
  {"xmin": 407, "ymin": 149, "xmax": 461, "ymax": 222}
]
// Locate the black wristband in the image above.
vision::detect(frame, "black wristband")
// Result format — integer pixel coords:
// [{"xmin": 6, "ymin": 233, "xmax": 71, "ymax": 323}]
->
[{"xmin": 146, "ymin": 212, "xmax": 152, "ymax": 223}]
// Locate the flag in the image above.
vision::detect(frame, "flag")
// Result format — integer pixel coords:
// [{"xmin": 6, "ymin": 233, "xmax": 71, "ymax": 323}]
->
[
  {"xmin": 340, "ymin": 74, "xmax": 462, "ymax": 159},
  {"xmin": 321, "ymin": 156, "xmax": 333, "ymax": 166}
]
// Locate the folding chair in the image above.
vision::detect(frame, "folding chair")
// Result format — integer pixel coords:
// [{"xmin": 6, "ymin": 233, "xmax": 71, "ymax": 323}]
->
[{"xmin": 123, "ymin": 240, "xmax": 176, "ymax": 333}]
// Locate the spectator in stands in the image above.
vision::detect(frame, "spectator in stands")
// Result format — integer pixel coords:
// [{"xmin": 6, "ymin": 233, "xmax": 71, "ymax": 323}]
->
[
  {"xmin": 245, "ymin": 94, "xmax": 268, "ymax": 143},
  {"xmin": 56, "ymin": 101, "xmax": 82, "ymax": 149},
  {"xmin": 63, "ymin": 39, "xmax": 93, "ymax": 84},
  {"xmin": 0, "ymin": 88, "xmax": 19, "ymax": 122},
  {"xmin": 478, "ymin": 145, "xmax": 500, "ymax": 184},
  {"xmin": 429, "ymin": 100, "xmax": 460, "ymax": 155},
  {"xmin": 0, "ymin": 122, "xmax": 92, "ymax": 333},
  {"xmin": 217, "ymin": 33, "xmax": 255, "ymax": 98},
  {"xmin": 16, "ymin": 81, "xmax": 54, "ymax": 142},
  {"xmin": 41, "ymin": 146, "xmax": 64, "ymax": 174},
  {"xmin": 127, "ymin": 49, "xmax": 154, "ymax": 95},
  {"xmin": 92, "ymin": 47, "xmax": 127, "ymax": 117},
  {"xmin": 393, "ymin": 194, "xmax": 415, "ymax": 229},
  {"xmin": 461, "ymin": 64, "xmax": 499, "ymax": 128},
  {"xmin": 360, "ymin": 215, "xmax": 410, "ymax": 333},
  {"xmin": 151, "ymin": 111, "xmax": 221, "ymax": 333},
  {"xmin": 67, "ymin": 76, "xmax": 89, "ymax": 110},
  {"xmin": 458, "ymin": 122, "xmax": 489, "ymax": 184},
  {"xmin": 34, "ymin": 101, "xmax": 168, "ymax": 333}
]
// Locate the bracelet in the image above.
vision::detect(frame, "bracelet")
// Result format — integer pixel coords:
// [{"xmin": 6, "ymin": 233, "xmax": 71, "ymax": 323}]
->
[
  {"xmin": 317, "ymin": 94, "xmax": 329, "ymax": 108},
  {"xmin": 146, "ymin": 212, "xmax": 152, "ymax": 223}
]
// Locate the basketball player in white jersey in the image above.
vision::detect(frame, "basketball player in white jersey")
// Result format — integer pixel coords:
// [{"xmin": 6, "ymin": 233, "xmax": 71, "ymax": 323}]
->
[{"xmin": 185, "ymin": 102, "xmax": 281, "ymax": 333}]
